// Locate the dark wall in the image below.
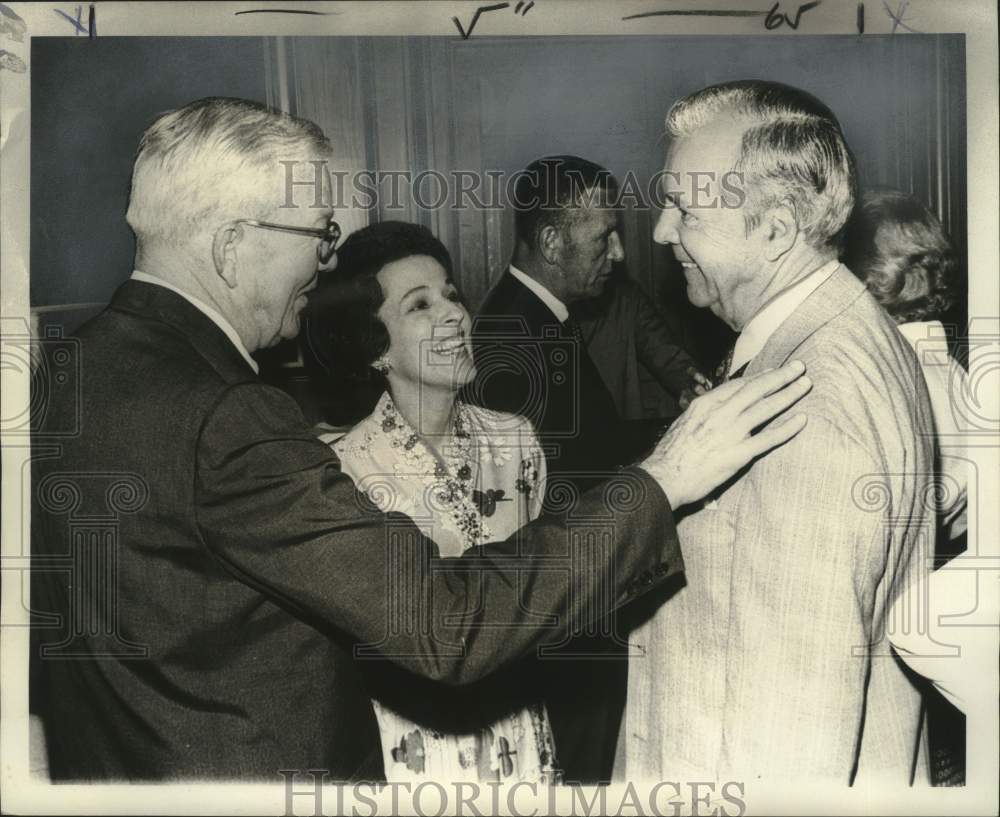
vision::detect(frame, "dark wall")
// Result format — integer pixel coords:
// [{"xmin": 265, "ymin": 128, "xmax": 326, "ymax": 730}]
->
[
  {"xmin": 427, "ymin": 35, "xmax": 967, "ymax": 369},
  {"xmin": 30, "ymin": 37, "xmax": 267, "ymax": 307},
  {"xmin": 292, "ymin": 35, "xmax": 963, "ymax": 376},
  {"xmin": 31, "ymin": 34, "xmax": 966, "ymax": 372}
]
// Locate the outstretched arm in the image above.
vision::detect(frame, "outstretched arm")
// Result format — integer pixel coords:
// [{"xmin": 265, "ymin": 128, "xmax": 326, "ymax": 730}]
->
[
  {"xmin": 196, "ymin": 362, "xmax": 810, "ymax": 686},
  {"xmin": 632, "ymin": 284, "xmax": 707, "ymax": 400},
  {"xmin": 195, "ymin": 382, "xmax": 678, "ymax": 685}
]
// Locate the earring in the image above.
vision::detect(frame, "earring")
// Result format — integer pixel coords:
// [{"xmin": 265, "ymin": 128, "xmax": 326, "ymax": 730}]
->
[{"xmin": 372, "ymin": 355, "xmax": 391, "ymax": 374}]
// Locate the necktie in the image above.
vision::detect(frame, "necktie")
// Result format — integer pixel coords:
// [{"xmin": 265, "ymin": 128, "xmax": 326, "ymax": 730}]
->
[
  {"xmin": 714, "ymin": 341, "xmax": 747, "ymax": 382},
  {"xmin": 563, "ymin": 317, "xmax": 585, "ymax": 345},
  {"xmin": 714, "ymin": 343, "xmax": 735, "ymax": 383}
]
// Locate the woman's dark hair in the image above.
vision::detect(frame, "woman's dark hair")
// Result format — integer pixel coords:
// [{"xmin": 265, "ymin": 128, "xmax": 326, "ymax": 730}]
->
[
  {"xmin": 301, "ymin": 221, "xmax": 454, "ymax": 419},
  {"xmin": 842, "ymin": 189, "xmax": 958, "ymax": 324}
]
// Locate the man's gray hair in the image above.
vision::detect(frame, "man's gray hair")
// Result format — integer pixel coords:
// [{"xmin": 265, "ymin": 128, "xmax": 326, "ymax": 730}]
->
[
  {"xmin": 126, "ymin": 97, "xmax": 332, "ymax": 246},
  {"xmin": 666, "ymin": 80, "xmax": 856, "ymax": 249}
]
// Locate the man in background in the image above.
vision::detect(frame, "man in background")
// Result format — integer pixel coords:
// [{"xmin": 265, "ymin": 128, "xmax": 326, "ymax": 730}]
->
[
  {"xmin": 572, "ymin": 271, "xmax": 710, "ymax": 417},
  {"xmin": 467, "ymin": 155, "xmax": 699, "ymax": 782},
  {"xmin": 469, "ymin": 156, "xmax": 628, "ymax": 491}
]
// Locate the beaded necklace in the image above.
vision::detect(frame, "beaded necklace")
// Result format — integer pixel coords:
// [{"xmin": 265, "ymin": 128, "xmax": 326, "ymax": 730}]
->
[{"xmin": 378, "ymin": 396, "xmax": 491, "ymax": 549}]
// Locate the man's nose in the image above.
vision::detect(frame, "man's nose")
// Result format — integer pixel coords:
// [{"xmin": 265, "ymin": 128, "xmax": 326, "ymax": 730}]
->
[
  {"xmin": 653, "ymin": 208, "xmax": 680, "ymax": 245},
  {"xmin": 608, "ymin": 231, "xmax": 625, "ymax": 262}
]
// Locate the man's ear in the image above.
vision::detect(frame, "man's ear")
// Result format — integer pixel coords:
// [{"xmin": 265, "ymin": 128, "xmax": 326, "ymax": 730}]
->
[
  {"xmin": 538, "ymin": 223, "xmax": 563, "ymax": 266},
  {"xmin": 762, "ymin": 200, "xmax": 798, "ymax": 262},
  {"xmin": 211, "ymin": 222, "xmax": 244, "ymax": 289}
]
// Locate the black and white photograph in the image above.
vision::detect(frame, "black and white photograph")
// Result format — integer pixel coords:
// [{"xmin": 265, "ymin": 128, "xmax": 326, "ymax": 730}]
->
[{"xmin": 1, "ymin": 2, "xmax": 997, "ymax": 815}]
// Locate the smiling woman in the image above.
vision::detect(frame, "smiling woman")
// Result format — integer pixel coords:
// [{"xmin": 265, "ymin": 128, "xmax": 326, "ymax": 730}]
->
[{"xmin": 301, "ymin": 221, "xmax": 560, "ymax": 784}]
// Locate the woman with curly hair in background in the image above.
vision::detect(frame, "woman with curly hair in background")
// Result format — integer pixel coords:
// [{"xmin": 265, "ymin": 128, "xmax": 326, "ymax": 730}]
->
[
  {"xmin": 843, "ymin": 188, "xmax": 968, "ymax": 545},
  {"xmin": 844, "ymin": 189, "xmax": 988, "ymax": 788}
]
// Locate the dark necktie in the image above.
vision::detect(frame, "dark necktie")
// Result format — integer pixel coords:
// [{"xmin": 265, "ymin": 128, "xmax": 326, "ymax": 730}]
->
[
  {"xmin": 714, "ymin": 341, "xmax": 748, "ymax": 383},
  {"xmin": 714, "ymin": 343, "xmax": 735, "ymax": 383}
]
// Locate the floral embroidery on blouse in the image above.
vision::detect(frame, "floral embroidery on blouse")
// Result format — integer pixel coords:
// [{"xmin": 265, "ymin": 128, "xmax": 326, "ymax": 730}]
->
[
  {"xmin": 516, "ymin": 455, "xmax": 541, "ymax": 498},
  {"xmin": 328, "ymin": 394, "xmax": 558, "ymax": 784},
  {"xmin": 339, "ymin": 394, "xmax": 491, "ymax": 549},
  {"xmin": 480, "ymin": 436, "xmax": 514, "ymax": 467},
  {"xmin": 334, "ymin": 395, "xmax": 548, "ymax": 551}
]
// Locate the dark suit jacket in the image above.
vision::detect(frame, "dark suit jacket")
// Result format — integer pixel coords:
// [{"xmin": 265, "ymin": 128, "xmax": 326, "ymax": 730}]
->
[
  {"xmin": 466, "ymin": 270, "xmax": 658, "ymax": 782},
  {"xmin": 572, "ymin": 275, "xmax": 697, "ymax": 418},
  {"xmin": 30, "ymin": 280, "xmax": 682, "ymax": 782},
  {"xmin": 467, "ymin": 270, "xmax": 631, "ymax": 494}
]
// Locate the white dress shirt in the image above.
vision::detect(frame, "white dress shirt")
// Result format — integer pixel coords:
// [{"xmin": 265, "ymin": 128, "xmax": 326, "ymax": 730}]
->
[
  {"xmin": 130, "ymin": 270, "xmax": 258, "ymax": 374},
  {"xmin": 729, "ymin": 259, "xmax": 840, "ymax": 376},
  {"xmin": 508, "ymin": 265, "xmax": 569, "ymax": 323}
]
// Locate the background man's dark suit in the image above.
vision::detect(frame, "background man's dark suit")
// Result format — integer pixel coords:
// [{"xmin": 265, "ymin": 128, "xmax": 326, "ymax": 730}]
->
[
  {"xmin": 465, "ymin": 269, "xmax": 646, "ymax": 783},
  {"xmin": 30, "ymin": 279, "xmax": 683, "ymax": 781},
  {"xmin": 467, "ymin": 269, "xmax": 624, "ymax": 489}
]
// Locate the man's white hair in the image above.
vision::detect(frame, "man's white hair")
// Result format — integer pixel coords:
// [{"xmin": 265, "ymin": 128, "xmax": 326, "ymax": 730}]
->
[
  {"xmin": 126, "ymin": 97, "xmax": 332, "ymax": 247},
  {"xmin": 665, "ymin": 80, "xmax": 857, "ymax": 249}
]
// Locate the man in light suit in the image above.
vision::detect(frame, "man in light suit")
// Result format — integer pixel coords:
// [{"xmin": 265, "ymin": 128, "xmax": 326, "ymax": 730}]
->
[
  {"xmin": 29, "ymin": 96, "xmax": 812, "ymax": 781},
  {"xmin": 621, "ymin": 80, "xmax": 935, "ymax": 784}
]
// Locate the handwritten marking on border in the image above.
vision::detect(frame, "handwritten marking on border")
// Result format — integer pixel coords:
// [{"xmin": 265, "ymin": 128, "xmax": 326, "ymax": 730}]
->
[
  {"xmin": 54, "ymin": 6, "xmax": 87, "ymax": 34},
  {"xmin": 233, "ymin": 7, "xmax": 338, "ymax": 15},
  {"xmin": 453, "ymin": 2, "xmax": 511, "ymax": 39},
  {"xmin": 623, "ymin": 9, "xmax": 766, "ymax": 20},
  {"xmin": 882, "ymin": 0, "xmax": 918, "ymax": 33},
  {"xmin": 764, "ymin": 1, "xmax": 821, "ymax": 30},
  {"xmin": 0, "ymin": 3, "xmax": 27, "ymax": 43},
  {"xmin": 0, "ymin": 48, "xmax": 26, "ymax": 72},
  {"xmin": 623, "ymin": 1, "xmax": 820, "ymax": 28}
]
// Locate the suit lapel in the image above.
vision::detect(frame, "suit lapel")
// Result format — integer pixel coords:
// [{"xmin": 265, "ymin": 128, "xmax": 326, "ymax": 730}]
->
[
  {"xmin": 486, "ymin": 269, "xmax": 565, "ymax": 328},
  {"xmin": 109, "ymin": 280, "xmax": 258, "ymax": 383},
  {"xmin": 743, "ymin": 265, "xmax": 868, "ymax": 377},
  {"xmin": 478, "ymin": 267, "xmax": 619, "ymax": 411},
  {"xmin": 498, "ymin": 270, "xmax": 618, "ymax": 409}
]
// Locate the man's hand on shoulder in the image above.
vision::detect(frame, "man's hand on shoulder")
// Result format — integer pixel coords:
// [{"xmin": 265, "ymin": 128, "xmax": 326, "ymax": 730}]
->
[{"xmin": 641, "ymin": 361, "xmax": 811, "ymax": 508}]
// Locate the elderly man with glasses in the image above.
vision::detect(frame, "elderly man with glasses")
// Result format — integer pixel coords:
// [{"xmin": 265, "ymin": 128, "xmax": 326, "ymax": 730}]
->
[{"xmin": 30, "ymin": 96, "xmax": 812, "ymax": 782}]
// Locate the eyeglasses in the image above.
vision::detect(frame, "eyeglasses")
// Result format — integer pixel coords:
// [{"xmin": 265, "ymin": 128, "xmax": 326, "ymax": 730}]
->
[{"xmin": 236, "ymin": 215, "xmax": 341, "ymax": 264}]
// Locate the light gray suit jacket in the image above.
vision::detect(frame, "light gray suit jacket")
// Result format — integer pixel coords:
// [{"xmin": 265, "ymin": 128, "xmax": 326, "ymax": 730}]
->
[{"xmin": 623, "ymin": 265, "xmax": 935, "ymax": 785}]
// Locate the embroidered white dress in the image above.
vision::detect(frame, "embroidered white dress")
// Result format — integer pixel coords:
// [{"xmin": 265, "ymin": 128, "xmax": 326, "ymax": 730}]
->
[{"xmin": 332, "ymin": 392, "xmax": 560, "ymax": 784}]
